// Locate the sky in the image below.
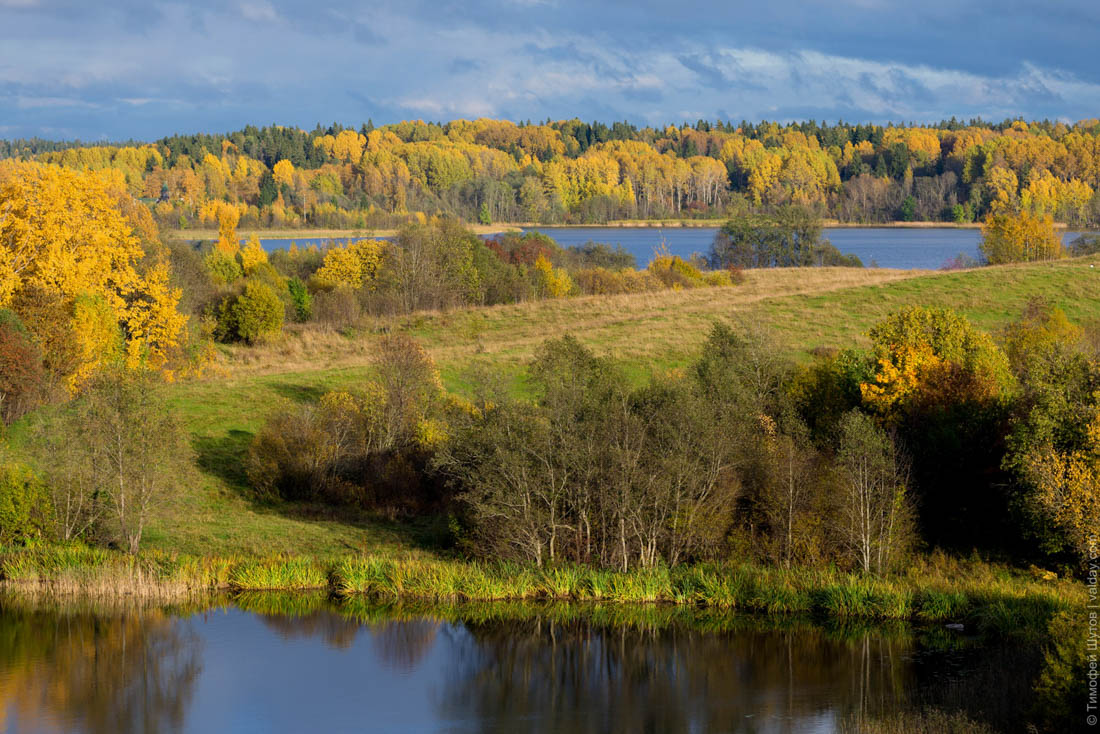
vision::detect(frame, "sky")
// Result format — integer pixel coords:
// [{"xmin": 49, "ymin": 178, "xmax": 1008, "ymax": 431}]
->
[{"xmin": 3, "ymin": 0, "xmax": 1100, "ymax": 141}]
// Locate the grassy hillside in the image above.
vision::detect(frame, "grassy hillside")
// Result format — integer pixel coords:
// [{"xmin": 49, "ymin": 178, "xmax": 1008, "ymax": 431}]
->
[{"xmin": 123, "ymin": 255, "xmax": 1100, "ymax": 557}]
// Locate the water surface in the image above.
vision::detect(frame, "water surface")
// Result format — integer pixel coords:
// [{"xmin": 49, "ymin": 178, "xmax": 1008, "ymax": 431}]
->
[
  {"xmin": 246, "ymin": 227, "xmax": 1089, "ymax": 270},
  {"xmin": 0, "ymin": 596, "xmax": 1045, "ymax": 733}
]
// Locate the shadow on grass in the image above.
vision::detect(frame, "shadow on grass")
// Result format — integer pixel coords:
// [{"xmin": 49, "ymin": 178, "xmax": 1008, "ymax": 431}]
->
[
  {"xmin": 190, "ymin": 429, "xmax": 448, "ymax": 554},
  {"xmin": 193, "ymin": 429, "xmax": 255, "ymax": 492},
  {"xmin": 269, "ymin": 382, "xmax": 328, "ymax": 404}
]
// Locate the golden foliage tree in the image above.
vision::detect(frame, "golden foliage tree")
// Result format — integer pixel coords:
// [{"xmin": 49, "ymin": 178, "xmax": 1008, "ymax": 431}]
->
[
  {"xmin": 313, "ymin": 240, "xmax": 385, "ymax": 289},
  {"xmin": 239, "ymin": 233, "xmax": 269, "ymax": 273},
  {"xmin": 861, "ymin": 306, "xmax": 1013, "ymax": 415},
  {"xmin": 0, "ymin": 161, "xmax": 186, "ymax": 387},
  {"xmin": 979, "ymin": 210, "xmax": 1065, "ymax": 264}
]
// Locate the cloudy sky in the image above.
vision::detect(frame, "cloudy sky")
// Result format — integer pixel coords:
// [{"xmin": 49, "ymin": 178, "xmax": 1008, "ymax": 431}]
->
[{"xmin": 3, "ymin": 0, "xmax": 1099, "ymax": 141}]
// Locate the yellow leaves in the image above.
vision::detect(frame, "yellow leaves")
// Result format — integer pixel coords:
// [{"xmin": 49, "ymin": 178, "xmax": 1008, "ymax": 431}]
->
[
  {"xmin": 272, "ymin": 159, "xmax": 295, "ymax": 187},
  {"xmin": 860, "ymin": 345, "xmax": 941, "ymax": 413},
  {"xmin": 1020, "ymin": 170, "xmax": 1094, "ymax": 221},
  {"xmin": 215, "ymin": 203, "xmax": 240, "ymax": 254},
  {"xmin": 69, "ymin": 295, "xmax": 123, "ymax": 392},
  {"xmin": 121, "ymin": 261, "xmax": 186, "ymax": 374},
  {"xmin": 980, "ymin": 210, "xmax": 1065, "ymax": 264},
  {"xmin": 534, "ymin": 254, "xmax": 574, "ymax": 298},
  {"xmin": 239, "ymin": 233, "xmax": 268, "ymax": 273},
  {"xmin": 313, "ymin": 239, "xmax": 385, "ymax": 289},
  {"xmin": 985, "ymin": 166, "xmax": 1019, "ymax": 213},
  {"xmin": 861, "ymin": 306, "xmax": 1013, "ymax": 418},
  {"xmin": 1027, "ymin": 400, "xmax": 1100, "ymax": 558},
  {"xmin": 0, "ymin": 258, "xmax": 16, "ymax": 307},
  {"xmin": 747, "ymin": 151, "xmax": 782, "ymax": 205},
  {"xmin": 0, "ymin": 161, "xmax": 187, "ymax": 390},
  {"xmin": 0, "ymin": 161, "xmax": 142, "ymax": 310},
  {"xmin": 882, "ymin": 127, "xmax": 942, "ymax": 163},
  {"xmin": 415, "ymin": 417, "xmax": 448, "ymax": 449},
  {"xmin": 314, "ymin": 130, "xmax": 367, "ymax": 162}
]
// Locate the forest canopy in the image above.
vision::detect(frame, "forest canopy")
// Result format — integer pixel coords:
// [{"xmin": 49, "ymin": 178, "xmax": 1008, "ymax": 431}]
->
[{"xmin": 4, "ymin": 117, "xmax": 1100, "ymax": 229}]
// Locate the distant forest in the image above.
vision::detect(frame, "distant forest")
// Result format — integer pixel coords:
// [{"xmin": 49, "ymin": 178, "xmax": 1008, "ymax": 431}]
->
[{"xmin": 3, "ymin": 116, "xmax": 1099, "ymax": 229}]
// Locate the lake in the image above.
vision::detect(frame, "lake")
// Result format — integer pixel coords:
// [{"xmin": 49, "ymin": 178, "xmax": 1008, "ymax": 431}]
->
[
  {"xmin": 249, "ymin": 227, "xmax": 1089, "ymax": 270},
  {"xmin": 0, "ymin": 595, "xmax": 1047, "ymax": 733}
]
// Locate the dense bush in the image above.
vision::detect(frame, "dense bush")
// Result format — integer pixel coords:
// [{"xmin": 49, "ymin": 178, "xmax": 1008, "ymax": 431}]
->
[
  {"xmin": 1068, "ymin": 233, "xmax": 1100, "ymax": 256},
  {"xmin": 287, "ymin": 277, "xmax": 312, "ymax": 322},
  {"xmin": 0, "ymin": 309, "xmax": 45, "ymax": 424},
  {"xmin": 215, "ymin": 280, "xmax": 284, "ymax": 343},
  {"xmin": 0, "ymin": 463, "xmax": 51, "ymax": 543},
  {"xmin": 247, "ymin": 335, "xmax": 446, "ymax": 513},
  {"xmin": 711, "ymin": 207, "xmax": 863, "ymax": 268},
  {"xmin": 561, "ymin": 241, "xmax": 636, "ymax": 270},
  {"xmin": 203, "ymin": 249, "xmax": 244, "ymax": 284}
]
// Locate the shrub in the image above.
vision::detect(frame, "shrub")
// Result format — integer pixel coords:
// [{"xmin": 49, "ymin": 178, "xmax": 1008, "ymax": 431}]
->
[
  {"xmin": 0, "ymin": 463, "xmax": 51, "ymax": 543},
  {"xmin": 0, "ymin": 310, "xmax": 45, "ymax": 424},
  {"xmin": 647, "ymin": 255, "xmax": 705, "ymax": 288},
  {"xmin": 203, "ymin": 249, "xmax": 243, "ymax": 284},
  {"xmin": 534, "ymin": 254, "xmax": 575, "ymax": 298},
  {"xmin": 215, "ymin": 280, "xmax": 284, "ymax": 343},
  {"xmin": 287, "ymin": 277, "xmax": 312, "ymax": 322},
  {"xmin": 248, "ymin": 336, "xmax": 445, "ymax": 512},
  {"xmin": 312, "ymin": 287, "xmax": 361, "ymax": 327}
]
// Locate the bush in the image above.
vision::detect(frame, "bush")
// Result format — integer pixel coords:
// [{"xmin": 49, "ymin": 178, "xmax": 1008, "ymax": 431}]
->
[
  {"xmin": 248, "ymin": 336, "xmax": 446, "ymax": 512},
  {"xmin": 0, "ymin": 463, "xmax": 51, "ymax": 543},
  {"xmin": 0, "ymin": 310, "xmax": 45, "ymax": 424},
  {"xmin": 287, "ymin": 277, "xmax": 312, "ymax": 321},
  {"xmin": 203, "ymin": 249, "xmax": 243, "ymax": 284},
  {"xmin": 312, "ymin": 287, "xmax": 361, "ymax": 327},
  {"xmin": 215, "ymin": 280, "xmax": 284, "ymax": 343},
  {"xmin": 1068, "ymin": 234, "xmax": 1100, "ymax": 257},
  {"xmin": 647, "ymin": 255, "xmax": 705, "ymax": 288}
]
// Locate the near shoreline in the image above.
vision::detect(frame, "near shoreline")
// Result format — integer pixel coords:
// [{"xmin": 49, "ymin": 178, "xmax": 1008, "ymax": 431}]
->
[{"xmin": 0, "ymin": 546, "xmax": 1079, "ymax": 637}]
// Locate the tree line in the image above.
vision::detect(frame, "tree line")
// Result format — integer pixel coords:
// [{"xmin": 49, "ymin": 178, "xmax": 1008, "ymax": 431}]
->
[{"xmin": 4, "ymin": 117, "xmax": 1100, "ymax": 231}]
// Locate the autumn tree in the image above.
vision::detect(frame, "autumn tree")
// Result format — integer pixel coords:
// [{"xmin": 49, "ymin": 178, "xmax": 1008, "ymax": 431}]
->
[
  {"xmin": 0, "ymin": 161, "xmax": 187, "ymax": 388},
  {"xmin": 1022, "ymin": 402, "xmax": 1100, "ymax": 561},
  {"xmin": 1002, "ymin": 299, "xmax": 1100, "ymax": 558},
  {"xmin": 861, "ymin": 306, "xmax": 1014, "ymax": 548},
  {"xmin": 979, "ymin": 210, "xmax": 1066, "ymax": 264}
]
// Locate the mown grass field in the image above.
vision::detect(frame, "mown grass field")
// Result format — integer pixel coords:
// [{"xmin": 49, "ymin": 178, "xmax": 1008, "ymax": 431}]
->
[{"xmin": 130, "ymin": 255, "xmax": 1100, "ymax": 558}]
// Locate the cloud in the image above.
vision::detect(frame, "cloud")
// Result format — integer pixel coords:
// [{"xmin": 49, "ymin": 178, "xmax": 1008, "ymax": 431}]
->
[
  {"xmin": 239, "ymin": 1, "xmax": 280, "ymax": 23},
  {"xmin": 4, "ymin": 0, "xmax": 1100, "ymax": 139}
]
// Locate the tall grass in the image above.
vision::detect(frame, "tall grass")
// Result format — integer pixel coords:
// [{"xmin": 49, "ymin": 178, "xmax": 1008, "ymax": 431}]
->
[{"xmin": 0, "ymin": 545, "xmax": 1083, "ymax": 636}]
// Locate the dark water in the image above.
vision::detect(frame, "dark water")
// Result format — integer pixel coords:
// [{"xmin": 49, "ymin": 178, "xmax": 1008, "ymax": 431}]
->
[
  {"xmin": 0, "ymin": 596, "xmax": 1048, "ymax": 734},
  {"xmin": 250, "ymin": 227, "xmax": 1088, "ymax": 270}
]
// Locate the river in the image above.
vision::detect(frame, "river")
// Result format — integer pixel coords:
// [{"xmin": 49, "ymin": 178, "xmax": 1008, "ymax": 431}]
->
[{"xmin": 0, "ymin": 595, "xmax": 1049, "ymax": 733}]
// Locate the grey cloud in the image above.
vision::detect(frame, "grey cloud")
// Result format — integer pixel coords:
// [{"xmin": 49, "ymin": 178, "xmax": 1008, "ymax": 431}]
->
[{"xmin": 3, "ymin": 0, "xmax": 1100, "ymax": 139}]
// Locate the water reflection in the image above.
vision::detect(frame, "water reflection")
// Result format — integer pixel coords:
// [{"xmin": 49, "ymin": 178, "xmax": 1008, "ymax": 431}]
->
[
  {"xmin": 0, "ymin": 595, "xmax": 1056, "ymax": 733},
  {"xmin": 0, "ymin": 597, "xmax": 202, "ymax": 734},
  {"xmin": 436, "ymin": 618, "xmax": 912, "ymax": 733}
]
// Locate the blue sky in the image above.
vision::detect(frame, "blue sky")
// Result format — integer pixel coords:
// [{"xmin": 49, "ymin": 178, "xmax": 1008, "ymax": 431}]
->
[{"xmin": 3, "ymin": 0, "xmax": 1099, "ymax": 140}]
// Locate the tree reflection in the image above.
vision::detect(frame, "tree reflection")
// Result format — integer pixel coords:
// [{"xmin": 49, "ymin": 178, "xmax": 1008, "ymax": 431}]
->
[
  {"xmin": 436, "ymin": 617, "xmax": 914, "ymax": 734},
  {"xmin": 0, "ymin": 597, "xmax": 202, "ymax": 734}
]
